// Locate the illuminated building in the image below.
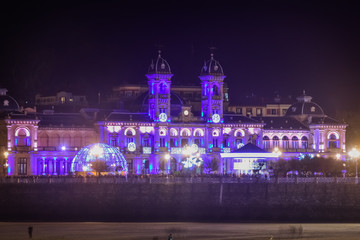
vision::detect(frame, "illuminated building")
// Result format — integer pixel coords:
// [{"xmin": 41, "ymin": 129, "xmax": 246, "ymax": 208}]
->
[{"xmin": 1, "ymin": 51, "xmax": 347, "ymax": 176}]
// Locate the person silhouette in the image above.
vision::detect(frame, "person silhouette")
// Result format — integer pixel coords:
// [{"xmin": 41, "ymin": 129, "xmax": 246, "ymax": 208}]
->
[
  {"xmin": 28, "ymin": 226, "xmax": 33, "ymax": 238},
  {"xmin": 168, "ymin": 233, "xmax": 173, "ymax": 240}
]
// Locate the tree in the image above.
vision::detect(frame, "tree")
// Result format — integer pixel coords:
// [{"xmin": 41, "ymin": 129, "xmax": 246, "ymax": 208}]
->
[
  {"xmin": 203, "ymin": 158, "xmax": 219, "ymax": 174},
  {"xmin": 91, "ymin": 160, "xmax": 110, "ymax": 176},
  {"xmin": 268, "ymin": 159, "xmax": 287, "ymax": 177}
]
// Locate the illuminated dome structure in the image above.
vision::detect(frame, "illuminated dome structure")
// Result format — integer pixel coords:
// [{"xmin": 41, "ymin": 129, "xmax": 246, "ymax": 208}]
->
[{"xmin": 71, "ymin": 143, "xmax": 128, "ymax": 173}]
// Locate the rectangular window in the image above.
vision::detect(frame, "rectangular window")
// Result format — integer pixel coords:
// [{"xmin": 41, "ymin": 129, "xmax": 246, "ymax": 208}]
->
[
  {"xmin": 213, "ymin": 139, "xmax": 218, "ymax": 148},
  {"xmin": 271, "ymin": 109, "xmax": 277, "ymax": 115},
  {"xmin": 18, "ymin": 158, "xmax": 27, "ymax": 175},
  {"xmin": 144, "ymin": 139, "xmax": 150, "ymax": 147},
  {"xmin": 170, "ymin": 138, "xmax": 176, "ymax": 147},
  {"xmin": 160, "ymin": 138, "xmax": 166, "ymax": 147},
  {"xmin": 256, "ymin": 108, "xmax": 262, "ymax": 116},
  {"xmin": 236, "ymin": 108, "xmax": 242, "ymax": 114},
  {"xmin": 246, "ymin": 108, "xmax": 252, "ymax": 116}
]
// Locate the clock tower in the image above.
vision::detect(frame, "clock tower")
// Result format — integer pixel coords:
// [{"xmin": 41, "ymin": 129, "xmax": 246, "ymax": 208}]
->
[
  {"xmin": 146, "ymin": 51, "xmax": 173, "ymax": 122},
  {"xmin": 199, "ymin": 53, "xmax": 226, "ymax": 123}
]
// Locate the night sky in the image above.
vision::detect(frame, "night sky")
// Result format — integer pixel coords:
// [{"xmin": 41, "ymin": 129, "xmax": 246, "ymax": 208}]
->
[{"xmin": 1, "ymin": 0, "xmax": 360, "ymax": 115}]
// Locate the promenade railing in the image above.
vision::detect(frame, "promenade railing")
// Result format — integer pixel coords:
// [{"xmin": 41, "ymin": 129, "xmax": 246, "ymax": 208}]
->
[{"xmin": 0, "ymin": 176, "xmax": 359, "ymax": 184}]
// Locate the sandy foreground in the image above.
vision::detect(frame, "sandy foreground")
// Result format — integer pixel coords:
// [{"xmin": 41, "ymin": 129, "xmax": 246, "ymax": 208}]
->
[{"xmin": 1, "ymin": 222, "xmax": 360, "ymax": 240}]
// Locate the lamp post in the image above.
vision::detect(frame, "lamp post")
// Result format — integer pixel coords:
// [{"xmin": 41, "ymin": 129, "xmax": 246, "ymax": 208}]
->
[
  {"xmin": 3, "ymin": 151, "xmax": 9, "ymax": 177},
  {"xmin": 272, "ymin": 147, "xmax": 282, "ymax": 158},
  {"xmin": 349, "ymin": 147, "xmax": 360, "ymax": 182},
  {"xmin": 165, "ymin": 153, "xmax": 170, "ymax": 174}
]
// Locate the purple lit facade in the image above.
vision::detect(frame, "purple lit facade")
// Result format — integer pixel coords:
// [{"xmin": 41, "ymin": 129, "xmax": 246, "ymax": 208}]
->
[{"xmin": 2, "ymin": 52, "xmax": 347, "ymax": 176}]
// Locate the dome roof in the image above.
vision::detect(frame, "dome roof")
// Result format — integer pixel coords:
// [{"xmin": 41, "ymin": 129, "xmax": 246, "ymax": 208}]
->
[
  {"xmin": 0, "ymin": 89, "xmax": 20, "ymax": 112},
  {"xmin": 139, "ymin": 91, "xmax": 184, "ymax": 106},
  {"xmin": 285, "ymin": 93, "xmax": 325, "ymax": 117},
  {"xmin": 71, "ymin": 143, "xmax": 128, "ymax": 173},
  {"xmin": 200, "ymin": 53, "xmax": 224, "ymax": 75},
  {"xmin": 148, "ymin": 50, "xmax": 171, "ymax": 74}
]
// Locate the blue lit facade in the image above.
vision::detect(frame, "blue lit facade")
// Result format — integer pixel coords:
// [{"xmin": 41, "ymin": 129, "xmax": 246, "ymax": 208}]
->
[{"xmin": 3, "ymin": 52, "xmax": 347, "ymax": 176}]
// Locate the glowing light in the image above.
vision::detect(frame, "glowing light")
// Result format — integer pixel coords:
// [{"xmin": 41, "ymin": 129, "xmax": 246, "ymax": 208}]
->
[
  {"xmin": 165, "ymin": 154, "xmax": 170, "ymax": 160},
  {"xmin": 128, "ymin": 142, "xmax": 136, "ymax": 152},
  {"xmin": 273, "ymin": 147, "xmax": 282, "ymax": 157},
  {"xmin": 61, "ymin": 146, "xmax": 66, "ymax": 151},
  {"xmin": 349, "ymin": 148, "xmax": 360, "ymax": 159},
  {"xmin": 4, "ymin": 151, "xmax": 9, "ymax": 158},
  {"xmin": 90, "ymin": 144, "xmax": 104, "ymax": 157},
  {"xmin": 159, "ymin": 113, "xmax": 167, "ymax": 122},
  {"xmin": 223, "ymin": 128, "xmax": 231, "ymax": 134}
]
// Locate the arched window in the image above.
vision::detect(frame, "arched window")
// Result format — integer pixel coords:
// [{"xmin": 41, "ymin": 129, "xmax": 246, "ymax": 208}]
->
[
  {"xmin": 291, "ymin": 136, "xmax": 299, "ymax": 149},
  {"xmin": 213, "ymin": 85, "xmax": 219, "ymax": 96},
  {"xmin": 301, "ymin": 136, "xmax": 308, "ymax": 149},
  {"xmin": 234, "ymin": 130, "xmax": 244, "ymax": 149},
  {"xmin": 159, "ymin": 83, "xmax": 166, "ymax": 94},
  {"xmin": 15, "ymin": 128, "xmax": 30, "ymax": 146},
  {"xmin": 170, "ymin": 128, "xmax": 178, "ymax": 137},
  {"xmin": 194, "ymin": 129, "xmax": 204, "ymax": 137},
  {"xmin": 181, "ymin": 129, "xmax": 191, "ymax": 137},
  {"xmin": 328, "ymin": 133, "xmax": 339, "ymax": 149},
  {"xmin": 263, "ymin": 136, "xmax": 270, "ymax": 149},
  {"xmin": 194, "ymin": 129, "xmax": 203, "ymax": 147},
  {"xmin": 272, "ymin": 136, "xmax": 280, "ymax": 148},
  {"xmin": 282, "ymin": 136, "xmax": 289, "ymax": 149}
]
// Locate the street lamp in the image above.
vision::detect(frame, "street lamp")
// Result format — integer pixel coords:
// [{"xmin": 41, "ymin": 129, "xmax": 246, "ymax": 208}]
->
[
  {"xmin": 3, "ymin": 151, "xmax": 9, "ymax": 176},
  {"xmin": 349, "ymin": 147, "xmax": 360, "ymax": 179},
  {"xmin": 272, "ymin": 147, "xmax": 282, "ymax": 158}
]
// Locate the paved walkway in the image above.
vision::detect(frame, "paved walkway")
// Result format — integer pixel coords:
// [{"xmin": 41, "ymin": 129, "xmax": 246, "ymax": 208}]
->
[{"xmin": 1, "ymin": 222, "xmax": 360, "ymax": 239}]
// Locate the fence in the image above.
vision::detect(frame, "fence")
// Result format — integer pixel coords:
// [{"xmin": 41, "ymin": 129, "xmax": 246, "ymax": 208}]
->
[{"xmin": 0, "ymin": 176, "xmax": 359, "ymax": 184}]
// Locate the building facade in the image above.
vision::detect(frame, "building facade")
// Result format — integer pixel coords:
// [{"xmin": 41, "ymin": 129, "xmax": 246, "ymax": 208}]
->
[{"xmin": 2, "ymin": 52, "xmax": 347, "ymax": 176}]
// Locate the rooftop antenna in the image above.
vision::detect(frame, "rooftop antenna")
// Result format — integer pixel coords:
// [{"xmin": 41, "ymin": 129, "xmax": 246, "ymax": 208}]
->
[
  {"xmin": 209, "ymin": 45, "xmax": 217, "ymax": 60},
  {"xmin": 155, "ymin": 43, "xmax": 165, "ymax": 57}
]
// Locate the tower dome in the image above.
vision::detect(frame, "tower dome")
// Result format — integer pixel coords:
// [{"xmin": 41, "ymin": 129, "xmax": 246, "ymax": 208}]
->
[
  {"xmin": 71, "ymin": 143, "xmax": 128, "ymax": 173},
  {"xmin": 0, "ymin": 88, "xmax": 20, "ymax": 112},
  {"xmin": 148, "ymin": 50, "xmax": 171, "ymax": 74},
  {"xmin": 285, "ymin": 91, "xmax": 325, "ymax": 118},
  {"xmin": 200, "ymin": 53, "xmax": 224, "ymax": 75}
]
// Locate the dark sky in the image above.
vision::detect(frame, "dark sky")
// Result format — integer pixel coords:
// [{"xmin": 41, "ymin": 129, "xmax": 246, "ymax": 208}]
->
[{"xmin": 1, "ymin": 0, "xmax": 359, "ymax": 115}]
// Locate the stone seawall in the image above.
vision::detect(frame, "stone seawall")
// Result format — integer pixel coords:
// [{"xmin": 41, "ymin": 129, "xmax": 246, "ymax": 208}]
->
[{"xmin": 1, "ymin": 183, "xmax": 360, "ymax": 222}]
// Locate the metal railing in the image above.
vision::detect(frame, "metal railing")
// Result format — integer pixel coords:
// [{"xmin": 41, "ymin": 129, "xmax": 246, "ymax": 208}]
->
[{"xmin": 0, "ymin": 176, "xmax": 359, "ymax": 184}]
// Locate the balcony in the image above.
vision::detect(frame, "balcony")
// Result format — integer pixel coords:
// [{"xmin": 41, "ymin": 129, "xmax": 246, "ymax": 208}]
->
[
  {"xmin": 212, "ymin": 147, "xmax": 221, "ymax": 152},
  {"xmin": 328, "ymin": 148, "xmax": 342, "ymax": 153},
  {"xmin": 14, "ymin": 146, "xmax": 31, "ymax": 152},
  {"xmin": 212, "ymin": 95, "xmax": 221, "ymax": 100},
  {"xmin": 159, "ymin": 94, "xmax": 168, "ymax": 99},
  {"xmin": 170, "ymin": 148, "xmax": 182, "ymax": 154},
  {"xmin": 223, "ymin": 147, "xmax": 231, "ymax": 153},
  {"xmin": 142, "ymin": 147, "xmax": 152, "ymax": 154}
]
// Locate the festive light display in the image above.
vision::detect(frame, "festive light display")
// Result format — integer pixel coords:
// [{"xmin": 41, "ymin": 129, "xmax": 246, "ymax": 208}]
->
[
  {"xmin": 71, "ymin": 143, "xmax": 128, "ymax": 173},
  {"xmin": 181, "ymin": 144, "xmax": 203, "ymax": 168}
]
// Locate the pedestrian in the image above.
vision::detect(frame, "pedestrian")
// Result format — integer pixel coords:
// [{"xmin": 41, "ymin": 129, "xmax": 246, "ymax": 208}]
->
[
  {"xmin": 168, "ymin": 233, "xmax": 173, "ymax": 240},
  {"xmin": 28, "ymin": 226, "xmax": 33, "ymax": 238}
]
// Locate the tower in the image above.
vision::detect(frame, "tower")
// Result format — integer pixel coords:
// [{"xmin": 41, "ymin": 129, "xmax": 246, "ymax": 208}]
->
[
  {"xmin": 146, "ymin": 51, "xmax": 173, "ymax": 122},
  {"xmin": 199, "ymin": 53, "xmax": 226, "ymax": 123}
]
